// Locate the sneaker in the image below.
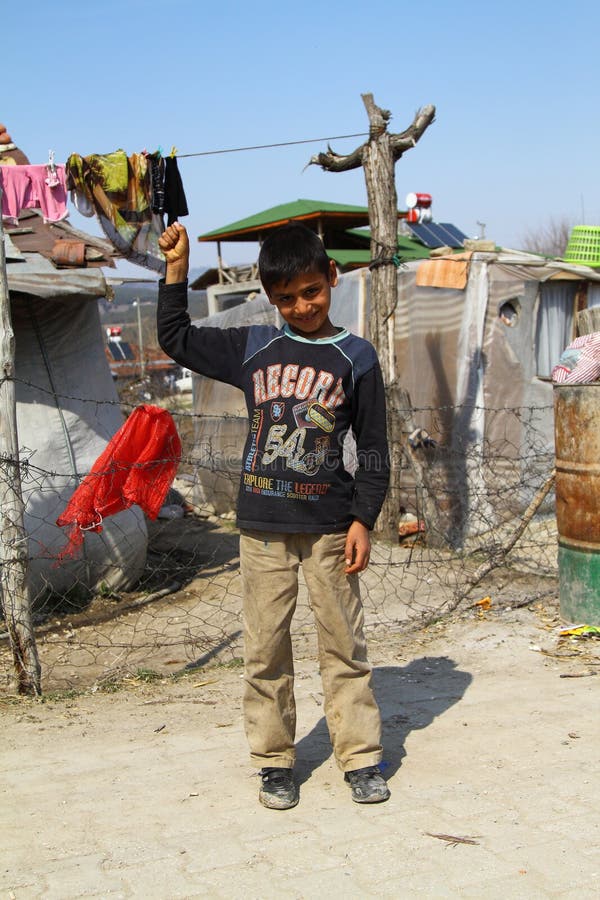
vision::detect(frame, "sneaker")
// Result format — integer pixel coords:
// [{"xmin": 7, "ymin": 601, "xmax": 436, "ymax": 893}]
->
[
  {"xmin": 344, "ymin": 765, "xmax": 390, "ymax": 804},
  {"xmin": 258, "ymin": 767, "xmax": 299, "ymax": 810}
]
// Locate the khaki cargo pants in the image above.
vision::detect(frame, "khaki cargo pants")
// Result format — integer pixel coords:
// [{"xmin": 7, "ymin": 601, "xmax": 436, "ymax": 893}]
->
[{"xmin": 239, "ymin": 529, "xmax": 383, "ymax": 772}]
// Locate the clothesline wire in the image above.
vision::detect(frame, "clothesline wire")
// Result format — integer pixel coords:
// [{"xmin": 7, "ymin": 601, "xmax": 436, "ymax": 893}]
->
[{"xmin": 176, "ymin": 132, "xmax": 370, "ymax": 159}]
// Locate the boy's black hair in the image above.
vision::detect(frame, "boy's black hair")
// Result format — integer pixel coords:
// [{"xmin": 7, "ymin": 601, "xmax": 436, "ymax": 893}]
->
[{"xmin": 258, "ymin": 222, "xmax": 331, "ymax": 294}]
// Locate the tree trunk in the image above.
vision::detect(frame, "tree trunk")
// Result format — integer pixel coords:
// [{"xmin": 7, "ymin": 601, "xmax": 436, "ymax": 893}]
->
[
  {"xmin": 360, "ymin": 96, "xmax": 402, "ymax": 539},
  {"xmin": 361, "ymin": 97, "xmax": 399, "ymax": 382},
  {"xmin": 309, "ymin": 94, "xmax": 436, "ymax": 542},
  {"xmin": 0, "ymin": 213, "xmax": 41, "ymax": 695}
]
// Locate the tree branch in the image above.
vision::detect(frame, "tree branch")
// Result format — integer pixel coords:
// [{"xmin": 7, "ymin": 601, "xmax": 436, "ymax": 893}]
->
[
  {"xmin": 308, "ymin": 142, "xmax": 365, "ymax": 172},
  {"xmin": 390, "ymin": 105, "xmax": 436, "ymax": 160},
  {"xmin": 308, "ymin": 100, "xmax": 435, "ymax": 172}
]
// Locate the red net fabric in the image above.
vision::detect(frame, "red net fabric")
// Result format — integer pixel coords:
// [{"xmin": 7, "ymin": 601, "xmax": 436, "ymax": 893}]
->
[{"xmin": 56, "ymin": 405, "xmax": 182, "ymax": 559}]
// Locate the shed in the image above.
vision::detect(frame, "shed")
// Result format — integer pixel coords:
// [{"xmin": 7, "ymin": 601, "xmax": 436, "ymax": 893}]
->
[{"xmin": 3, "ymin": 159, "xmax": 148, "ymax": 605}]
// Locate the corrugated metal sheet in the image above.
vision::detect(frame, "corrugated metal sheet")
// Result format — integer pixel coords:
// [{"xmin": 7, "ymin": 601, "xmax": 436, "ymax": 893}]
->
[
  {"xmin": 5, "ymin": 208, "xmax": 116, "ymax": 268},
  {"xmin": 4, "ymin": 232, "xmax": 24, "ymax": 261},
  {"xmin": 6, "ymin": 251, "xmax": 107, "ymax": 299}
]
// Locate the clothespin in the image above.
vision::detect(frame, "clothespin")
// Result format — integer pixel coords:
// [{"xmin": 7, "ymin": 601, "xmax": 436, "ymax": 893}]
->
[
  {"xmin": 156, "ymin": 145, "xmax": 163, "ymax": 158},
  {"xmin": 169, "ymin": 145, "xmax": 178, "ymax": 158},
  {"xmin": 45, "ymin": 149, "xmax": 60, "ymax": 187}
]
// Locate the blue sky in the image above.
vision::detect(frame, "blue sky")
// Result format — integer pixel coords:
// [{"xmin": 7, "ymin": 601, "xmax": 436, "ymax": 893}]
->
[{"xmin": 3, "ymin": 0, "xmax": 599, "ymax": 275}]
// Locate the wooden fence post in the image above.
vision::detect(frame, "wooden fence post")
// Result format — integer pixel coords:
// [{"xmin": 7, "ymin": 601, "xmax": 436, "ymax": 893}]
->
[{"xmin": 0, "ymin": 205, "xmax": 41, "ymax": 695}]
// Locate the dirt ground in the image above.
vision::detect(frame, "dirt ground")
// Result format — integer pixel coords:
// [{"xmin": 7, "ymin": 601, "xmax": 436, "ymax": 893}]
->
[{"xmin": 2, "ymin": 590, "xmax": 600, "ymax": 899}]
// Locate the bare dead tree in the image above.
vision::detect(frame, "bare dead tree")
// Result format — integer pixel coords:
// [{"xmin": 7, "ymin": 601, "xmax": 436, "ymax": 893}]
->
[
  {"xmin": 309, "ymin": 94, "xmax": 435, "ymax": 539},
  {"xmin": 520, "ymin": 216, "xmax": 574, "ymax": 258}
]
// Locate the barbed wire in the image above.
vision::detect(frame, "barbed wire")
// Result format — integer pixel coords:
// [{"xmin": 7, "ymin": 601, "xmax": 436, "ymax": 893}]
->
[
  {"xmin": 0, "ymin": 389, "xmax": 559, "ymax": 695},
  {"xmin": 9, "ymin": 374, "xmax": 555, "ymax": 418}
]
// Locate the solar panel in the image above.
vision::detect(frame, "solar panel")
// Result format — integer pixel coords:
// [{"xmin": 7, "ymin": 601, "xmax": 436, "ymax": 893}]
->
[
  {"xmin": 407, "ymin": 222, "xmax": 468, "ymax": 249},
  {"xmin": 107, "ymin": 340, "xmax": 135, "ymax": 360},
  {"xmin": 438, "ymin": 223, "xmax": 469, "ymax": 246},
  {"xmin": 406, "ymin": 223, "xmax": 440, "ymax": 248},
  {"xmin": 107, "ymin": 342, "xmax": 122, "ymax": 361}
]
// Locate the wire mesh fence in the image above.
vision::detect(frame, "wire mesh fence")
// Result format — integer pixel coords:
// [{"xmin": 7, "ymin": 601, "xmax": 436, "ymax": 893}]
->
[{"xmin": 0, "ymin": 387, "xmax": 559, "ymax": 695}]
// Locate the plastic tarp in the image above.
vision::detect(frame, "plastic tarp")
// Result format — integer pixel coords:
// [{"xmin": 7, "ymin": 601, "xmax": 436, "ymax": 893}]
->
[
  {"xmin": 6, "ymin": 250, "xmax": 108, "ymax": 300},
  {"xmin": 10, "ymin": 291, "xmax": 148, "ymax": 603}
]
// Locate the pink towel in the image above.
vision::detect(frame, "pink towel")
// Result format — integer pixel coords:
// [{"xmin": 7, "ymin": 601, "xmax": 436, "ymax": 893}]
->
[{"xmin": 0, "ymin": 164, "xmax": 68, "ymax": 224}]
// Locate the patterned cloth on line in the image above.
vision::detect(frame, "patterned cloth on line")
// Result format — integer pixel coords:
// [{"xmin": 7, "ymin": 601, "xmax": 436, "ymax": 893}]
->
[{"xmin": 65, "ymin": 149, "xmax": 167, "ymax": 273}]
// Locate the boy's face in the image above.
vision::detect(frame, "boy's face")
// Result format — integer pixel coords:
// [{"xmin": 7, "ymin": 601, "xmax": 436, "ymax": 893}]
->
[{"xmin": 266, "ymin": 261, "xmax": 338, "ymax": 340}]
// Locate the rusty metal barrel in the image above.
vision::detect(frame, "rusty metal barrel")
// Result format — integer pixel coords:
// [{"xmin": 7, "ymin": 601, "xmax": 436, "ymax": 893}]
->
[{"xmin": 553, "ymin": 384, "xmax": 600, "ymax": 623}]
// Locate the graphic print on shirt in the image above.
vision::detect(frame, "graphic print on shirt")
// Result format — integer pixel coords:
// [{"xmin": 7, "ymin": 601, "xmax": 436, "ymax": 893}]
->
[
  {"xmin": 244, "ymin": 408, "xmax": 264, "ymax": 472},
  {"xmin": 270, "ymin": 400, "xmax": 285, "ymax": 422},
  {"xmin": 261, "ymin": 419, "xmax": 331, "ymax": 476},
  {"xmin": 243, "ymin": 361, "xmax": 346, "ymax": 493},
  {"xmin": 251, "ymin": 363, "xmax": 346, "ymax": 409}
]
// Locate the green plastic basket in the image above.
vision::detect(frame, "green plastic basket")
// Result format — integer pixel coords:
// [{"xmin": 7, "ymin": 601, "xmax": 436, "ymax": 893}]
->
[{"xmin": 564, "ymin": 225, "xmax": 600, "ymax": 267}]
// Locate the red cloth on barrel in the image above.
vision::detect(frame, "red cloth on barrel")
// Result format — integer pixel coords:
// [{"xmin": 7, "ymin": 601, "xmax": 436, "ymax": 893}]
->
[{"xmin": 56, "ymin": 405, "xmax": 181, "ymax": 559}]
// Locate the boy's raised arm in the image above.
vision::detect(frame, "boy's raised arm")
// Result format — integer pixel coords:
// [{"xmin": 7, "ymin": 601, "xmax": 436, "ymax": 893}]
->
[
  {"xmin": 157, "ymin": 224, "xmax": 248, "ymax": 388},
  {"xmin": 159, "ymin": 222, "xmax": 190, "ymax": 284}
]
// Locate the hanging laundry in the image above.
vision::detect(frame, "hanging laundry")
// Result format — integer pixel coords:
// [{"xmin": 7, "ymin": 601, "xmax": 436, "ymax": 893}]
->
[
  {"xmin": 148, "ymin": 152, "xmax": 166, "ymax": 216},
  {"xmin": 66, "ymin": 149, "xmax": 127, "ymax": 217},
  {"xmin": 164, "ymin": 155, "xmax": 189, "ymax": 226},
  {"xmin": 0, "ymin": 164, "xmax": 68, "ymax": 224},
  {"xmin": 65, "ymin": 149, "xmax": 167, "ymax": 273},
  {"xmin": 55, "ymin": 405, "xmax": 182, "ymax": 560}
]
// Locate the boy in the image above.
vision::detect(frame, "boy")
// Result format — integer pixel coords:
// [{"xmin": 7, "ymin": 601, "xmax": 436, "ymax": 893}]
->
[{"xmin": 157, "ymin": 221, "xmax": 390, "ymax": 809}]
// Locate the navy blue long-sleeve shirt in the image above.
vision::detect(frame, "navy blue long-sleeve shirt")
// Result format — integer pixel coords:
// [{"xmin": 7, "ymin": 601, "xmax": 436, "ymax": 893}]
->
[{"xmin": 158, "ymin": 280, "xmax": 389, "ymax": 533}]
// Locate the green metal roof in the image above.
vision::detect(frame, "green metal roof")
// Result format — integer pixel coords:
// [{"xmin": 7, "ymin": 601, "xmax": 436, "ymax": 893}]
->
[
  {"xmin": 394, "ymin": 236, "xmax": 433, "ymax": 260},
  {"xmin": 198, "ymin": 198, "xmax": 380, "ymax": 242},
  {"xmin": 197, "ymin": 198, "xmax": 438, "ymax": 272},
  {"xmin": 325, "ymin": 249, "xmax": 372, "ymax": 268},
  {"xmin": 343, "ymin": 229, "xmax": 433, "ymax": 262},
  {"xmin": 327, "ymin": 245, "xmax": 431, "ymax": 269}
]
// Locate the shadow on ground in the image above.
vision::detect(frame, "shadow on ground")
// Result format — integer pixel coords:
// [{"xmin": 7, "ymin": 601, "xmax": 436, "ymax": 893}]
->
[
  {"xmin": 294, "ymin": 656, "xmax": 472, "ymax": 784},
  {"xmin": 143, "ymin": 514, "xmax": 240, "ymax": 592}
]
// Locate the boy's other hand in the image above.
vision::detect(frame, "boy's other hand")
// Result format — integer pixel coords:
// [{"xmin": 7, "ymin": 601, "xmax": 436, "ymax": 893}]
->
[
  {"xmin": 159, "ymin": 222, "xmax": 190, "ymax": 283},
  {"xmin": 344, "ymin": 520, "xmax": 371, "ymax": 574}
]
